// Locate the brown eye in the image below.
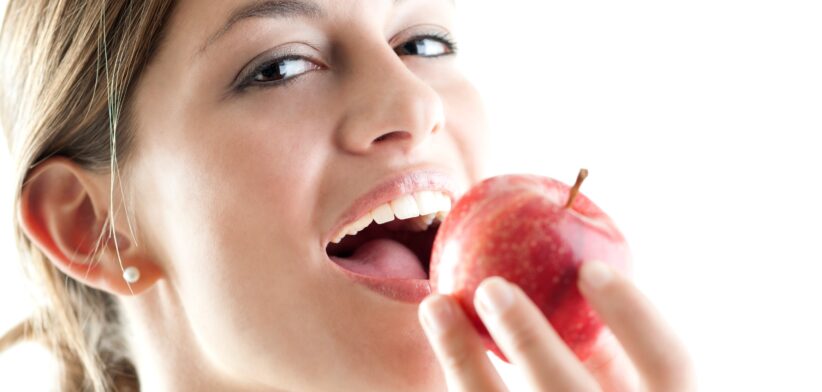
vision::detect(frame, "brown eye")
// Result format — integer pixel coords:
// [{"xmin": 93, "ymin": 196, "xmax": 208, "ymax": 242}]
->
[
  {"xmin": 252, "ymin": 56, "xmax": 320, "ymax": 84},
  {"xmin": 395, "ymin": 36, "xmax": 456, "ymax": 57}
]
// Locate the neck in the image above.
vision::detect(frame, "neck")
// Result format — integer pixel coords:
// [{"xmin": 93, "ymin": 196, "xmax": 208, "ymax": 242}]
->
[{"xmin": 119, "ymin": 281, "xmax": 275, "ymax": 392}]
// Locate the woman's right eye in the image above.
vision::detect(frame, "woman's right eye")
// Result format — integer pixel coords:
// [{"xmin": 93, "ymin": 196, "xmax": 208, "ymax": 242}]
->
[{"xmin": 241, "ymin": 56, "xmax": 321, "ymax": 88}]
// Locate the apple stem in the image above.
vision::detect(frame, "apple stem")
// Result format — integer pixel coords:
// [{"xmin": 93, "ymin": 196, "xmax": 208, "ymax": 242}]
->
[{"xmin": 565, "ymin": 169, "xmax": 589, "ymax": 209}]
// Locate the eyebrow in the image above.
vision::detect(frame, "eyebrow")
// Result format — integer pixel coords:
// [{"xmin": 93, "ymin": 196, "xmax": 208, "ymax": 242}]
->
[{"xmin": 199, "ymin": 0, "xmax": 325, "ymax": 54}]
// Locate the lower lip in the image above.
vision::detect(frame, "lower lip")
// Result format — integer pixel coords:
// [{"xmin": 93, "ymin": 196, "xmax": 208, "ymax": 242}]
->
[{"xmin": 327, "ymin": 257, "xmax": 431, "ymax": 304}]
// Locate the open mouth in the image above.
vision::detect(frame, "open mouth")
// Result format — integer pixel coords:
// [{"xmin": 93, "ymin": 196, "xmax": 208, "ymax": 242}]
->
[{"xmin": 325, "ymin": 191, "xmax": 451, "ymax": 280}]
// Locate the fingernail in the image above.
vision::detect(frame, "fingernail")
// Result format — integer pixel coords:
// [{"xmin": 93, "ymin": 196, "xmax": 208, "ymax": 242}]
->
[
  {"xmin": 420, "ymin": 295, "xmax": 454, "ymax": 336},
  {"xmin": 475, "ymin": 277, "xmax": 514, "ymax": 315},
  {"xmin": 580, "ymin": 261, "xmax": 613, "ymax": 289}
]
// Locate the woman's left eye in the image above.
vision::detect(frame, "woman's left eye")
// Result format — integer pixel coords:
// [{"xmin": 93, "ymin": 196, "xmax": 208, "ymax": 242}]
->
[{"xmin": 394, "ymin": 35, "xmax": 457, "ymax": 58}]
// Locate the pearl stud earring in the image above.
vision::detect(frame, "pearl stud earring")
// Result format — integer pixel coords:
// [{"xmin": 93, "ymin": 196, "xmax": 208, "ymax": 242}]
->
[{"xmin": 123, "ymin": 266, "xmax": 141, "ymax": 284}]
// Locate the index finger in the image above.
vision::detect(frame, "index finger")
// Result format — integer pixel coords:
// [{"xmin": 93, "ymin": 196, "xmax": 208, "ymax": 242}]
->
[{"xmin": 419, "ymin": 294, "xmax": 508, "ymax": 392}]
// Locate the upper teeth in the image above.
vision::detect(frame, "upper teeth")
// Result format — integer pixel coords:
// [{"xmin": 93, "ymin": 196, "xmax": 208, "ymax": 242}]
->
[{"xmin": 331, "ymin": 191, "xmax": 452, "ymax": 244}]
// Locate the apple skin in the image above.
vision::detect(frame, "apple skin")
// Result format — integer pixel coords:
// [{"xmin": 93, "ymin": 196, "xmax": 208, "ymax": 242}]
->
[{"xmin": 430, "ymin": 174, "xmax": 631, "ymax": 362}]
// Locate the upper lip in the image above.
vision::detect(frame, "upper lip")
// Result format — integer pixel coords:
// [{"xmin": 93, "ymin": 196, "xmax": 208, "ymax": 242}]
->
[{"xmin": 322, "ymin": 167, "xmax": 463, "ymax": 247}]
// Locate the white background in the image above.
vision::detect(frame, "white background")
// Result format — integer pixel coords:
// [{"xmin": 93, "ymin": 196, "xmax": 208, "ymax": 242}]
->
[{"xmin": 2, "ymin": 0, "xmax": 821, "ymax": 391}]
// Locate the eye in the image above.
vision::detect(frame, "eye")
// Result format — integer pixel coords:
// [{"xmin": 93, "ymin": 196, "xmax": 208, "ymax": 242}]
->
[
  {"xmin": 235, "ymin": 55, "xmax": 322, "ymax": 90},
  {"xmin": 250, "ymin": 56, "xmax": 320, "ymax": 84},
  {"xmin": 394, "ymin": 34, "xmax": 457, "ymax": 58}
]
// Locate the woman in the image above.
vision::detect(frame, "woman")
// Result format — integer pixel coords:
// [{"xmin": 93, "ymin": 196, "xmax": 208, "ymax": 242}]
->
[{"xmin": 0, "ymin": 0, "xmax": 694, "ymax": 390}]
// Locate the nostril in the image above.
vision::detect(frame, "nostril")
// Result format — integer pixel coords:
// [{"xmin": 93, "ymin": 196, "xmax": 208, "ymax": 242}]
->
[{"xmin": 373, "ymin": 130, "xmax": 411, "ymax": 143}]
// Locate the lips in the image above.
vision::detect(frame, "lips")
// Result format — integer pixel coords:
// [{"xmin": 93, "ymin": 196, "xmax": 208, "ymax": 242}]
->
[{"xmin": 323, "ymin": 169, "xmax": 463, "ymax": 303}]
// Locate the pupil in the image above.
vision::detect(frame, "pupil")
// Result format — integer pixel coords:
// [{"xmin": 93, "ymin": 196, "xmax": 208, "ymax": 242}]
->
[
  {"xmin": 260, "ymin": 62, "xmax": 285, "ymax": 81},
  {"xmin": 403, "ymin": 40, "xmax": 424, "ymax": 55}
]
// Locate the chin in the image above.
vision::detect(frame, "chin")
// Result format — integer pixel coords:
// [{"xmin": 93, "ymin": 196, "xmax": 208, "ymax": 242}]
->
[
  {"xmin": 368, "ymin": 345, "xmax": 446, "ymax": 392},
  {"xmin": 343, "ymin": 316, "xmax": 446, "ymax": 392}
]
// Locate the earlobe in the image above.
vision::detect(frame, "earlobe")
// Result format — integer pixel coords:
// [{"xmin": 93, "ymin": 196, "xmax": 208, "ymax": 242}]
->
[
  {"xmin": 18, "ymin": 157, "xmax": 163, "ymax": 296},
  {"xmin": 98, "ymin": 258, "xmax": 164, "ymax": 296}
]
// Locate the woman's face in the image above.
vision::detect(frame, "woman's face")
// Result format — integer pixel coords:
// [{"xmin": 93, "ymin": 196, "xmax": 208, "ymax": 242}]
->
[{"xmin": 129, "ymin": 0, "xmax": 487, "ymax": 389}]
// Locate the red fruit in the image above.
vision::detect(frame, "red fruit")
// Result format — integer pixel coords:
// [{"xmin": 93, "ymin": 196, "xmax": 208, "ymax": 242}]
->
[{"xmin": 429, "ymin": 170, "xmax": 631, "ymax": 362}]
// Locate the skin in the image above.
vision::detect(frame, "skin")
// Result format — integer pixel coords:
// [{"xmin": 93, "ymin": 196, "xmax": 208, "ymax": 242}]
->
[{"xmin": 18, "ymin": 0, "xmax": 694, "ymax": 390}]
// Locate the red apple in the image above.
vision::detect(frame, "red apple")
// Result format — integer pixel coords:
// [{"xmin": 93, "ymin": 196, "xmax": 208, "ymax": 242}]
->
[{"xmin": 429, "ymin": 170, "xmax": 631, "ymax": 362}]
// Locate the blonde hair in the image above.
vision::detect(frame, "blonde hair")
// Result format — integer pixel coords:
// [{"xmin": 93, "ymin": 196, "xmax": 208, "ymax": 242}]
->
[{"xmin": 0, "ymin": 0, "xmax": 175, "ymax": 390}]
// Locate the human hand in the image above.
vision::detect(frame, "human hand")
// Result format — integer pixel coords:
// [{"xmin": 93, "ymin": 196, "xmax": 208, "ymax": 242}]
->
[{"xmin": 418, "ymin": 261, "xmax": 695, "ymax": 392}]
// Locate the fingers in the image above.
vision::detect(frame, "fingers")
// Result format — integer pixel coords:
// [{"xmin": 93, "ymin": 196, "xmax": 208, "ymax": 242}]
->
[
  {"xmin": 474, "ymin": 277, "xmax": 601, "ymax": 392},
  {"xmin": 583, "ymin": 329, "xmax": 641, "ymax": 392},
  {"xmin": 578, "ymin": 261, "xmax": 696, "ymax": 392},
  {"xmin": 419, "ymin": 294, "xmax": 508, "ymax": 392}
]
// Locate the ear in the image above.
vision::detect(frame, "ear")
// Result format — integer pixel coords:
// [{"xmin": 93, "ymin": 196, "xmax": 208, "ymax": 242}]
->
[{"xmin": 18, "ymin": 157, "xmax": 163, "ymax": 296}]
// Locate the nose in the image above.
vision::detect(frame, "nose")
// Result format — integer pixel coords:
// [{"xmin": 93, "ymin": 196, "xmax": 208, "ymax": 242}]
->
[{"xmin": 334, "ymin": 50, "xmax": 445, "ymax": 155}]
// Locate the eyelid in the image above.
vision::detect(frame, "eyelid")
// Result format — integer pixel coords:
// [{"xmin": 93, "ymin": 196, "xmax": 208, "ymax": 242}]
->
[{"xmin": 389, "ymin": 23, "xmax": 457, "ymax": 50}]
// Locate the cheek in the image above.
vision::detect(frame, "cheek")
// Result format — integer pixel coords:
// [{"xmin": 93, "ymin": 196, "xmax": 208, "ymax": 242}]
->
[
  {"xmin": 128, "ymin": 121, "xmax": 341, "ymax": 376},
  {"xmin": 130, "ymin": 101, "xmax": 335, "ymax": 303},
  {"xmin": 440, "ymin": 79, "xmax": 491, "ymax": 182},
  {"xmin": 407, "ymin": 60, "xmax": 490, "ymax": 170}
]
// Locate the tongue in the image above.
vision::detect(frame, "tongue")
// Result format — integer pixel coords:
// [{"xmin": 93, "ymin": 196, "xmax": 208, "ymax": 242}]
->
[{"xmin": 331, "ymin": 238, "xmax": 427, "ymax": 279}]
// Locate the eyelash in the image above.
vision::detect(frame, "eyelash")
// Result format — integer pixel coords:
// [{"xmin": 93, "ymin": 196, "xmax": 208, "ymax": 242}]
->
[{"xmin": 235, "ymin": 32, "xmax": 459, "ymax": 91}]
